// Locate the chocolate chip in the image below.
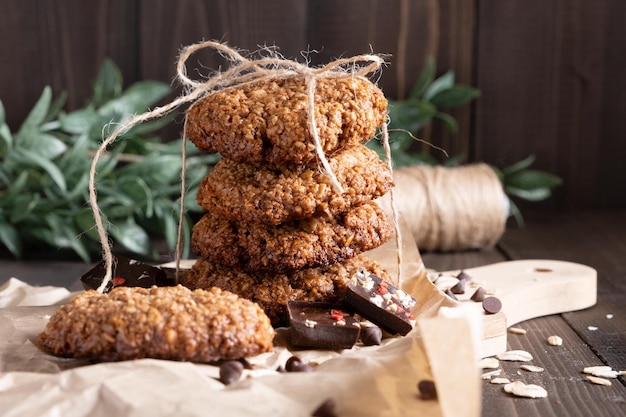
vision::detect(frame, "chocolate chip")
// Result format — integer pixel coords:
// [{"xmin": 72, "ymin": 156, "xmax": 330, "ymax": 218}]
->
[
  {"xmin": 456, "ymin": 270, "xmax": 472, "ymax": 281},
  {"xmin": 450, "ymin": 279, "xmax": 466, "ymax": 294},
  {"xmin": 360, "ymin": 326, "xmax": 383, "ymax": 346},
  {"xmin": 482, "ymin": 296, "xmax": 502, "ymax": 314},
  {"xmin": 417, "ymin": 379, "xmax": 438, "ymax": 400},
  {"xmin": 285, "ymin": 355, "xmax": 314, "ymax": 372},
  {"xmin": 219, "ymin": 360, "xmax": 244, "ymax": 385},
  {"xmin": 444, "ymin": 288, "xmax": 458, "ymax": 301},
  {"xmin": 311, "ymin": 398, "xmax": 337, "ymax": 417},
  {"xmin": 470, "ymin": 287, "xmax": 486, "ymax": 302}
]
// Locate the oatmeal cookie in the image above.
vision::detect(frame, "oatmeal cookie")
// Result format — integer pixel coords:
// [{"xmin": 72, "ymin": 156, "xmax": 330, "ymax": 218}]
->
[
  {"xmin": 196, "ymin": 144, "xmax": 394, "ymax": 225},
  {"xmin": 37, "ymin": 285, "xmax": 274, "ymax": 362},
  {"xmin": 186, "ymin": 76, "xmax": 387, "ymax": 165},
  {"xmin": 181, "ymin": 254, "xmax": 391, "ymax": 326},
  {"xmin": 191, "ymin": 202, "xmax": 393, "ymax": 273}
]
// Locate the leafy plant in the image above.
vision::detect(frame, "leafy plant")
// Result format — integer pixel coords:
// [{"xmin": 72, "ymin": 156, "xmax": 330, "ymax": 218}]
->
[
  {"xmin": 368, "ymin": 59, "xmax": 562, "ymax": 223},
  {"xmin": 0, "ymin": 59, "xmax": 219, "ymax": 262}
]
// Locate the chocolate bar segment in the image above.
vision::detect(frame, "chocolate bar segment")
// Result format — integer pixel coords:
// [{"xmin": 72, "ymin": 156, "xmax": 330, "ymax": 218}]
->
[
  {"xmin": 81, "ymin": 255, "xmax": 175, "ymax": 292},
  {"xmin": 287, "ymin": 301, "xmax": 361, "ymax": 350},
  {"xmin": 343, "ymin": 268, "xmax": 416, "ymax": 336}
]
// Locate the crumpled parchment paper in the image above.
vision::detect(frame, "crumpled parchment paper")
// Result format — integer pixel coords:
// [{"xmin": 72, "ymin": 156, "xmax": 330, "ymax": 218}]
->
[{"xmin": 0, "ymin": 220, "xmax": 481, "ymax": 417}]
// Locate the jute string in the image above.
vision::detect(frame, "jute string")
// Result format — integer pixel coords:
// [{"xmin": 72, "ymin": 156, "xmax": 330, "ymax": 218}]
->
[
  {"xmin": 88, "ymin": 40, "xmax": 403, "ymax": 293},
  {"xmin": 390, "ymin": 163, "xmax": 508, "ymax": 252}
]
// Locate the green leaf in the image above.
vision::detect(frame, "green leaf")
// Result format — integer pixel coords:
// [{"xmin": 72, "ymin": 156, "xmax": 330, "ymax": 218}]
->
[
  {"xmin": 92, "ymin": 58, "xmax": 123, "ymax": 106},
  {"xmin": 44, "ymin": 90, "xmax": 68, "ymax": 124},
  {"xmin": 506, "ymin": 169, "xmax": 563, "ymax": 191},
  {"xmin": 0, "ymin": 100, "xmax": 5, "ymax": 125},
  {"xmin": 16, "ymin": 87, "xmax": 52, "ymax": 135},
  {"xmin": 97, "ymin": 81, "xmax": 171, "ymax": 123},
  {"xmin": 505, "ymin": 185, "xmax": 553, "ymax": 202},
  {"xmin": 14, "ymin": 148, "xmax": 67, "ymax": 192},
  {"xmin": 433, "ymin": 111, "xmax": 459, "ymax": 134},
  {"xmin": 410, "ymin": 58, "xmax": 436, "ymax": 99},
  {"xmin": 0, "ymin": 221, "xmax": 22, "ymax": 258},
  {"xmin": 501, "ymin": 154, "xmax": 537, "ymax": 176},
  {"xmin": 429, "ymin": 85, "xmax": 480, "ymax": 108},
  {"xmin": 442, "ymin": 153, "xmax": 466, "ymax": 167},
  {"xmin": 507, "ymin": 198, "xmax": 525, "ymax": 227},
  {"xmin": 59, "ymin": 107, "xmax": 100, "ymax": 135},
  {"xmin": 109, "ymin": 217, "xmax": 155, "ymax": 257},
  {"xmin": 0, "ymin": 123, "xmax": 12, "ymax": 155},
  {"xmin": 388, "ymin": 99, "xmax": 437, "ymax": 133},
  {"xmin": 423, "ymin": 71, "xmax": 455, "ymax": 101}
]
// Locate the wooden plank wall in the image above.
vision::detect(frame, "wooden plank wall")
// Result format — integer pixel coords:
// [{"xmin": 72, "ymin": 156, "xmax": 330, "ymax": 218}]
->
[{"xmin": 1, "ymin": 0, "xmax": 625, "ymax": 211}]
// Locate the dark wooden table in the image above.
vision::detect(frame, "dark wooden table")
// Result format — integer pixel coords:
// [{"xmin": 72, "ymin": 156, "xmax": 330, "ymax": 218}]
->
[{"xmin": 2, "ymin": 211, "xmax": 625, "ymax": 416}]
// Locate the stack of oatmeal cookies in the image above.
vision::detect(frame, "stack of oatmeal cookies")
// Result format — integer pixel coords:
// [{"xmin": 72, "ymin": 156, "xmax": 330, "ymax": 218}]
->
[{"xmin": 180, "ymin": 75, "xmax": 396, "ymax": 326}]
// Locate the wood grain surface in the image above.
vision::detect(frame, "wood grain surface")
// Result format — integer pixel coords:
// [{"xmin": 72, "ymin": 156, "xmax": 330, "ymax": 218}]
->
[
  {"xmin": 2, "ymin": 211, "xmax": 624, "ymax": 417},
  {"xmin": 2, "ymin": 1, "xmax": 626, "ymax": 210}
]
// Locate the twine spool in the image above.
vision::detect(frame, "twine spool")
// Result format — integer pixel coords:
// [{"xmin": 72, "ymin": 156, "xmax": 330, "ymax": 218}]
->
[{"xmin": 389, "ymin": 163, "xmax": 508, "ymax": 251}]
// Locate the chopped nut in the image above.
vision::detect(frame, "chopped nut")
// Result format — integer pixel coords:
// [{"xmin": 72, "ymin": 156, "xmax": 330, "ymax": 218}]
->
[
  {"xmin": 583, "ymin": 365, "xmax": 613, "ymax": 374},
  {"xmin": 586, "ymin": 375, "xmax": 612, "ymax": 386},
  {"xmin": 520, "ymin": 365, "xmax": 544, "ymax": 373},
  {"xmin": 490, "ymin": 377, "xmax": 511, "ymax": 385},
  {"xmin": 583, "ymin": 366, "xmax": 619, "ymax": 378},
  {"xmin": 497, "ymin": 350, "xmax": 533, "ymax": 362},
  {"xmin": 509, "ymin": 327, "xmax": 527, "ymax": 335},
  {"xmin": 504, "ymin": 381, "xmax": 548, "ymax": 398},
  {"xmin": 481, "ymin": 369, "xmax": 502, "ymax": 379},
  {"xmin": 547, "ymin": 335, "xmax": 563, "ymax": 346},
  {"xmin": 479, "ymin": 357, "xmax": 500, "ymax": 369}
]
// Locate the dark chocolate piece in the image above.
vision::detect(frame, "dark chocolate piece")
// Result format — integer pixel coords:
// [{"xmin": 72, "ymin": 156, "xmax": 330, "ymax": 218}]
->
[
  {"xmin": 456, "ymin": 270, "xmax": 472, "ymax": 282},
  {"xmin": 80, "ymin": 255, "xmax": 175, "ymax": 292},
  {"xmin": 288, "ymin": 301, "xmax": 361, "ymax": 350},
  {"xmin": 482, "ymin": 296, "xmax": 502, "ymax": 314},
  {"xmin": 219, "ymin": 360, "xmax": 244, "ymax": 385},
  {"xmin": 470, "ymin": 287, "xmax": 486, "ymax": 302},
  {"xmin": 444, "ymin": 288, "xmax": 458, "ymax": 301},
  {"xmin": 285, "ymin": 355, "xmax": 314, "ymax": 373},
  {"xmin": 343, "ymin": 269, "xmax": 416, "ymax": 336},
  {"xmin": 417, "ymin": 379, "xmax": 438, "ymax": 400},
  {"xmin": 312, "ymin": 398, "xmax": 337, "ymax": 417},
  {"xmin": 360, "ymin": 326, "xmax": 383, "ymax": 346},
  {"xmin": 450, "ymin": 279, "xmax": 466, "ymax": 294}
]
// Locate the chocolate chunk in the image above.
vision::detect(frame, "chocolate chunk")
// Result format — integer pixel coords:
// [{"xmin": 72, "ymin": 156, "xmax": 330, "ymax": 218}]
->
[
  {"xmin": 360, "ymin": 326, "xmax": 383, "ymax": 346},
  {"xmin": 312, "ymin": 398, "xmax": 337, "ymax": 417},
  {"xmin": 219, "ymin": 360, "xmax": 244, "ymax": 385},
  {"xmin": 343, "ymin": 269, "xmax": 416, "ymax": 336},
  {"xmin": 470, "ymin": 287, "xmax": 486, "ymax": 302},
  {"xmin": 288, "ymin": 301, "xmax": 361, "ymax": 350},
  {"xmin": 285, "ymin": 356, "xmax": 314, "ymax": 373},
  {"xmin": 450, "ymin": 279, "xmax": 466, "ymax": 294},
  {"xmin": 456, "ymin": 270, "xmax": 472, "ymax": 281},
  {"xmin": 80, "ymin": 255, "xmax": 175, "ymax": 292},
  {"xmin": 482, "ymin": 296, "xmax": 502, "ymax": 314},
  {"xmin": 444, "ymin": 288, "xmax": 458, "ymax": 301},
  {"xmin": 417, "ymin": 379, "xmax": 438, "ymax": 400}
]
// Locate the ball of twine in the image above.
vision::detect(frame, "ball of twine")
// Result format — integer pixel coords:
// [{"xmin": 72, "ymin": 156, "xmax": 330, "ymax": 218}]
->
[{"xmin": 391, "ymin": 163, "xmax": 508, "ymax": 251}]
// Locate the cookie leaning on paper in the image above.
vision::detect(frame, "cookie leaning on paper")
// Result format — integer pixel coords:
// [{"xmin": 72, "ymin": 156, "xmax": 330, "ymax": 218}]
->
[
  {"xmin": 186, "ymin": 76, "xmax": 387, "ymax": 165},
  {"xmin": 37, "ymin": 285, "xmax": 274, "ymax": 362}
]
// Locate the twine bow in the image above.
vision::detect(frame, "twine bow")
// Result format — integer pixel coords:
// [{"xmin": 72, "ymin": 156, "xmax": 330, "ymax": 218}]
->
[{"xmin": 88, "ymin": 40, "xmax": 400, "ymax": 293}]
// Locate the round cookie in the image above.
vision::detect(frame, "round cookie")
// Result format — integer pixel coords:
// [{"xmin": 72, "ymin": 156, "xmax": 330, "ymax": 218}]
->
[
  {"xmin": 191, "ymin": 202, "xmax": 394, "ymax": 273},
  {"xmin": 181, "ymin": 254, "xmax": 391, "ymax": 326},
  {"xmin": 38, "ymin": 285, "xmax": 274, "ymax": 362},
  {"xmin": 186, "ymin": 76, "xmax": 387, "ymax": 165},
  {"xmin": 196, "ymin": 144, "xmax": 394, "ymax": 225}
]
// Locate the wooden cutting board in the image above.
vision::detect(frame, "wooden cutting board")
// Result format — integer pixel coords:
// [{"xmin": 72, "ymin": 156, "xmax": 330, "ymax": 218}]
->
[{"xmin": 438, "ymin": 259, "xmax": 597, "ymax": 357}]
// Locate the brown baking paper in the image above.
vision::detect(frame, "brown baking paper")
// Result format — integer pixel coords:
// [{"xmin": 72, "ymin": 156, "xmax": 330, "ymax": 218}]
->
[{"xmin": 0, "ymin": 217, "xmax": 481, "ymax": 417}]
